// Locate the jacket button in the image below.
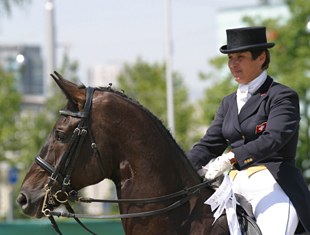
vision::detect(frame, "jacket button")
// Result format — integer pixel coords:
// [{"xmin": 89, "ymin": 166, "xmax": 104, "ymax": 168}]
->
[{"xmin": 244, "ymin": 158, "xmax": 253, "ymax": 164}]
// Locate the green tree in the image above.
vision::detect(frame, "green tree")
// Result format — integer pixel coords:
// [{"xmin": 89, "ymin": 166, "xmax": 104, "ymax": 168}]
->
[
  {"xmin": 0, "ymin": 0, "xmax": 29, "ymax": 164},
  {"xmin": 0, "ymin": 68, "xmax": 22, "ymax": 162},
  {"xmin": 269, "ymin": 0, "xmax": 310, "ymax": 180},
  {"xmin": 196, "ymin": 57, "xmax": 236, "ymax": 128},
  {"xmin": 117, "ymin": 57, "xmax": 195, "ymax": 150}
]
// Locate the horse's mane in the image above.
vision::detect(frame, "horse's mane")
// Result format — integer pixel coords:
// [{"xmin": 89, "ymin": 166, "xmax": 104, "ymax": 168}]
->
[{"xmin": 96, "ymin": 86, "xmax": 187, "ymax": 158}]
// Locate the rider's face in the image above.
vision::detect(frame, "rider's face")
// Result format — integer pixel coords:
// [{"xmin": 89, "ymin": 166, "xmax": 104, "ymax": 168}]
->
[{"xmin": 228, "ymin": 51, "xmax": 265, "ymax": 85}]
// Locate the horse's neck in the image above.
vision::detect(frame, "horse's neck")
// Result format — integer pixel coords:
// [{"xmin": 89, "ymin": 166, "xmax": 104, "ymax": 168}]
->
[{"xmin": 100, "ymin": 93, "xmax": 199, "ymax": 198}]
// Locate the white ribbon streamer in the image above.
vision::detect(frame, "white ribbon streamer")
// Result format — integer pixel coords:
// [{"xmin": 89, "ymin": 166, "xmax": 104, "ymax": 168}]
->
[{"xmin": 204, "ymin": 174, "xmax": 241, "ymax": 235}]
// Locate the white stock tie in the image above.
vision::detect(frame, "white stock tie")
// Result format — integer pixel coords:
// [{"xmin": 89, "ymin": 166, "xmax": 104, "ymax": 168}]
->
[{"xmin": 237, "ymin": 85, "xmax": 250, "ymax": 113}]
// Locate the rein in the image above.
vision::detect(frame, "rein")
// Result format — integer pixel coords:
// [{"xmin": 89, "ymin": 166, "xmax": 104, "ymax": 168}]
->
[{"xmin": 35, "ymin": 85, "xmax": 215, "ymax": 235}]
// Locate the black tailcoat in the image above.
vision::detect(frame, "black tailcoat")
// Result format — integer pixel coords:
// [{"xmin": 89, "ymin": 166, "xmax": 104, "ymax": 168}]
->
[{"xmin": 188, "ymin": 76, "xmax": 310, "ymax": 233}]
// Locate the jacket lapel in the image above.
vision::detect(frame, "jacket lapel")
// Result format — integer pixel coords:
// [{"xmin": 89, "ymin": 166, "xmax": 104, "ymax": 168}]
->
[
  {"xmin": 238, "ymin": 76, "xmax": 274, "ymax": 123},
  {"xmin": 228, "ymin": 92, "xmax": 242, "ymax": 133}
]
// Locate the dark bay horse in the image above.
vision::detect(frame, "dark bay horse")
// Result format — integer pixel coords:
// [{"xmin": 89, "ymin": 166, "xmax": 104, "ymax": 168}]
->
[{"xmin": 17, "ymin": 72, "xmax": 229, "ymax": 235}]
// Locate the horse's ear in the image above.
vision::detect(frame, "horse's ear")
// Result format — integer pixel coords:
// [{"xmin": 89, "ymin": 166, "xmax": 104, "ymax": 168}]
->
[{"xmin": 51, "ymin": 71, "xmax": 86, "ymax": 109}]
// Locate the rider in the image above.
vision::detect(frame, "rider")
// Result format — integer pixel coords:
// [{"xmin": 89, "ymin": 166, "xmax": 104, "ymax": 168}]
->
[{"xmin": 187, "ymin": 26, "xmax": 310, "ymax": 235}]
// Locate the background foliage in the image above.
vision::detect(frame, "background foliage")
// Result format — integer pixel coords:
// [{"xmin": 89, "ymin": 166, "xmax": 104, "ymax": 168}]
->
[{"xmin": 0, "ymin": 69, "xmax": 22, "ymax": 163}]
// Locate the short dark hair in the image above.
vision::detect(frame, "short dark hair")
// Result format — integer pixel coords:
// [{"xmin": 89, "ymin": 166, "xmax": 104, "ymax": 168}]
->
[{"xmin": 250, "ymin": 49, "xmax": 270, "ymax": 70}]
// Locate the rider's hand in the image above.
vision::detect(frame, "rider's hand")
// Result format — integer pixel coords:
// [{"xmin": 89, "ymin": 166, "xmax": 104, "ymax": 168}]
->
[{"xmin": 204, "ymin": 152, "xmax": 235, "ymax": 180}]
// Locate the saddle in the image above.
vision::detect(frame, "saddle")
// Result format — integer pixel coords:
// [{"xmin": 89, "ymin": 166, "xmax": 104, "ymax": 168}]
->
[{"xmin": 235, "ymin": 193, "xmax": 262, "ymax": 235}]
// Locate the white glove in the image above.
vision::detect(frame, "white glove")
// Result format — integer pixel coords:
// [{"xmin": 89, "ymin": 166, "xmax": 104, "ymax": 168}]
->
[{"xmin": 204, "ymin": 152, "xmax": 234, "ymax": 180}]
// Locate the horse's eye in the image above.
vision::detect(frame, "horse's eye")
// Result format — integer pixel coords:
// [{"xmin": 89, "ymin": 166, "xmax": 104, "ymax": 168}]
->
[{"xmin": 55, "ymin": 130, "xmax": 66, "ymax": 142}]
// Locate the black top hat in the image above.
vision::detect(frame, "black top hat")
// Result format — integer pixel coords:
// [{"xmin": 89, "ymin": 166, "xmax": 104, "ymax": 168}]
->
[{"xmin": 220, "ymin": 26, "xmax": 275, "ymax": 54}]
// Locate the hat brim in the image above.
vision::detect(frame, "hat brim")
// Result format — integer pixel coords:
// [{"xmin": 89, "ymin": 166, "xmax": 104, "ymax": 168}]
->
[{"xmin": 220, "ymin": 42, "xmax": 275, "ymax": 54}]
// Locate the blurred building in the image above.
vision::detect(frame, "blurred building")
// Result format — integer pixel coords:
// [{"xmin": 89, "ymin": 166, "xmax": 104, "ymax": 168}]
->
[{"xmin": 0, "ymin": 45, "xmax": 45, "ymax": 111}]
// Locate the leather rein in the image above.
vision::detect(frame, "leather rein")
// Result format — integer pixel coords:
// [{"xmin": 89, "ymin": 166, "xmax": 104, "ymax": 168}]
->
[{"xmin": 34, "ymin": 87, "xmax": 214, "ymax": 235}]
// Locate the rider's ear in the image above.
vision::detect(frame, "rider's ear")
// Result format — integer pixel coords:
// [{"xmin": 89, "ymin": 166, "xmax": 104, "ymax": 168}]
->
[{"xmin": 51, "ymin": 71, "xmax": 86, "ymax": 110}]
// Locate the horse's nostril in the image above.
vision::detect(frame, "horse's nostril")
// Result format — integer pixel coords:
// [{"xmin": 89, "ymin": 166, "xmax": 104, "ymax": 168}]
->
[{"xmin": 16, "ymin": 193, "xmax": 28, "ymax": 207}]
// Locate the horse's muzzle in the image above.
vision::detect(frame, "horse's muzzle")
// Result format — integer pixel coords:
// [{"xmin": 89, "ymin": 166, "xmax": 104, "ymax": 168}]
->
[{"xmin": 16, "ymin": 192, "xmax": 44, "ymax": 218}]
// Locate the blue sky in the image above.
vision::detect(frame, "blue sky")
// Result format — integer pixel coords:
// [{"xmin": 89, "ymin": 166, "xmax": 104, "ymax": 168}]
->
[{"xmin": 0, "ymin": 0, "xmax": 263, "ymax": 100}]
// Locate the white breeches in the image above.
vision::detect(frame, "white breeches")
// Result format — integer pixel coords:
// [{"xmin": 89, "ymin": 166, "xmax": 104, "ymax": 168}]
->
[{"xmin": 232, "ymin": 169, "xmax": 298, "ymax": 235}]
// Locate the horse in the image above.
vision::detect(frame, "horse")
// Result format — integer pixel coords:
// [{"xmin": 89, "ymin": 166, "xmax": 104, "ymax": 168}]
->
[{"xmin": 16, "ymin": 72, "xmax": 235, "ymax": 235}]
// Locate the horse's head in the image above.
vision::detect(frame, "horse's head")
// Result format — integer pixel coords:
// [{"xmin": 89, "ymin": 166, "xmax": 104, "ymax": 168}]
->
[{"xmin": 17, "ymin": 72, "xmax": 108, "ymax": 218}]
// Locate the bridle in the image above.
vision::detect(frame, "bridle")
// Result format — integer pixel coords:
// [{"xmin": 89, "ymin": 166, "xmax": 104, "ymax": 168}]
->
[
  {"xmin": 35, "ymin": 87, "xmax": 103, "ymax": 210},
  {"xmin": 35, "ymin": 86, "xmax": 104, "ymax": 235},
  {"xmin": 34, "ymin": 86, "xmax": 214, "ymax": 235}
]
